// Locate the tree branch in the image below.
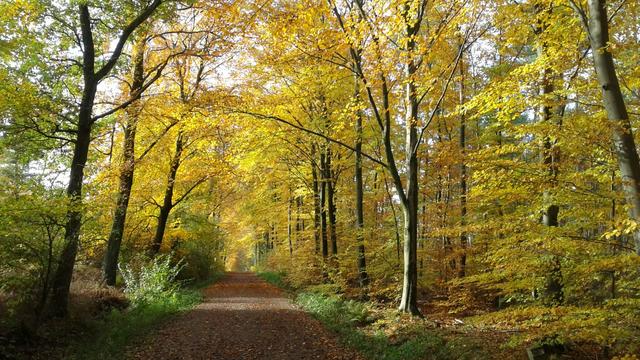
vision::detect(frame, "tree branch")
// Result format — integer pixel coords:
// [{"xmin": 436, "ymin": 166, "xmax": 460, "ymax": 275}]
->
[
  {"xmin": 235, "ymin": 110, "xmax": 388, "ymax": 168},
  {"xmin": 94, "ymin": 0, "xmax": 163, "ymax": 80}
]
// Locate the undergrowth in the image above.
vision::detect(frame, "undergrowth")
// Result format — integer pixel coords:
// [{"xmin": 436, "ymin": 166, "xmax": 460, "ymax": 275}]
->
[
  {"xmin": 67, "ymin": 258, "xmax": 221, "ymax": 359},
  {"xmin": 258, "ymin": 271, "xmax": 489, "ymax": 360},
  {"xmin": 70, "ymin": 289, "xmax": 202, "ymax": 360},
  {"xmin": 296, "ymin": 292, "xmax": 489, "ymax": 360},
  {"xmin": 256, "ymin": 271, "xmax": 289, "ymax": 290}
]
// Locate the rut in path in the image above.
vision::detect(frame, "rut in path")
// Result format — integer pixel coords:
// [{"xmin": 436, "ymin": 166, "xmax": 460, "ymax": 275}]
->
[{"xmin": 127, "ymin": 272, "xmax": 363, "ymax": 360}]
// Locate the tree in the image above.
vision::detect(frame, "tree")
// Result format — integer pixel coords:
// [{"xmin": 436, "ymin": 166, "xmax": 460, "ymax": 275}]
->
[
  {"xmin": 571, "ymin": 0, "xmax": 640, "ymax": 254},
  {"xmin": 51, "ymin": 0, "xmax": 164, "ymax": 316},
  {"xmin": 330, "ymin": 0, "xmax": 476, "ymax": 315},
  {"xmin": 103, "ymin": 37, "xmax": 147, "ymax": 285}
]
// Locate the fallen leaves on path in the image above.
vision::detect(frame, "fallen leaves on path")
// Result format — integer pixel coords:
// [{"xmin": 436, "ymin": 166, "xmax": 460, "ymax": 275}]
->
[{"xmin": 127, "ymin": 272, "xmax": 363, "ymax": 360}]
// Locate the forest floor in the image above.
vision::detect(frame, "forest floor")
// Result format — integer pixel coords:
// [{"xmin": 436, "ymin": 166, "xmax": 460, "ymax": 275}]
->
[{"xmin": 126, "ymin": 272, "xmax": 364, "ymax": 360}]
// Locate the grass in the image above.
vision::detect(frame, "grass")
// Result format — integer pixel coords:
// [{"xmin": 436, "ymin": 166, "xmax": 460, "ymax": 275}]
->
[
  {"xmin": 70, "ymin": 289, "xmax": 201, "ymax": 360},
  {"xmin": 296, "ymin": 292, "xmax": 489, "ymax": 360},
  {"xmin": 257, "ymin": 271, "xmax": 490, "ymax": 360},
  {"xmin": 256, "ymin": 271, "xmax": 288, "ymax": 289},
  {"xmin": 68, "ymin": 273, "xmax": 221, "ymax": 360}
]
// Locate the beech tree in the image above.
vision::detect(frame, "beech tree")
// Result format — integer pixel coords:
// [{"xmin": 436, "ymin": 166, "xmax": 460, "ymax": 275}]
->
[{"xmin": 47, "ymin": 0, "xmax": 165, "ymax": 316}]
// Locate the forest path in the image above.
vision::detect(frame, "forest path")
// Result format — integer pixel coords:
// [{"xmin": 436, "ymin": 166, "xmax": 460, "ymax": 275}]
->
[{"xmin": 127, "ymin": 272, "xmax": 362, "ymax": 360}]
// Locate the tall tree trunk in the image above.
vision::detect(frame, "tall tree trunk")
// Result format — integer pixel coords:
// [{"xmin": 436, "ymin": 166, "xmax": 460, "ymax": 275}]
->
[
  {"xmin": 419, "ymin": 192, "xmax": 427, "ymax": 278},
  {"xmin": 539, "ymin": 58, "xmax": 563, "ymax": 304},
  {"xmin": 355, "ymin": 78, "xmax": 369, "ymax": 288},
  {"xmin": 50, "ymin": 119, "xmax": 93, "ymax": 316},
  {"xmin": 535, "ymin": 3, "xmax": 564, "ymax": 304},
  {"xmin": 312, "ymin": 144, "xmax": 321, "ymax": 255},
  {"xmin": 296, "ymin": 196, "xmax": 302, "ymax": 243},
  {"xmin": 50, "ymin": 2, "xmax": 161, "ymax": 316},
  {"xmin": 332, "ymin": 0, "xmax": 425, "ymax": 315},
  {"xmin": 384, "ymin": 176, "xmax": 402, "ymax": 262},
  {"xmin": 398, "ymin": 25, "xmax": 420, "ymax": 315},
  {"xmin": 254, "ymin": 241, "xmax": 259, "ymax": 267},
  {"xmin": 288, "ymin": 195, "xmax": 293, "ymax": 257},
  {"xmin": 320, "ymin": 150, "xmax": 329, "ymax": 261},
  {"xmin": 583, "ymin": 0, "xmax": 640, "ymax": 254},
  {"xmin": 150, "ymin": 132, "xmax": 183, "ymax": 255},
  {"xmin": 458, "ymin": 45, "xmax": 468, "ymax": 278},
  {"xmin": 326, "ymin": 147, "xmax": 338, "ymax": 257},
  {"xmin": 270, "ymin": 223, "xmax": 276, "ymax": 250},
  {"xmin": 103, "ymin": 39, "xmax": 145, "ymax": 285},
  {"xmin": 50, "ymin": 5, "xmax": 97, "ymax": 316}
]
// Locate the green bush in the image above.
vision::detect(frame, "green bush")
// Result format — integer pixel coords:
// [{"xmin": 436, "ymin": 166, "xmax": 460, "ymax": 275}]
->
[
  {"xmin": 0, "ymin": 190, "xmax": 66, "ymax": 329},
  {"xmin": 177, "ymin": 236, "xmax": 224, "ymax": 282},
  {"xmin": 119, "ymin": 255, "xmax": 184, "ymax": 307}
]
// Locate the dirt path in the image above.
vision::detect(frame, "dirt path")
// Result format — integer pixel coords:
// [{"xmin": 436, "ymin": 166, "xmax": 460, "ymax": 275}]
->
[{"xmin": 127, "ymin": 272, "xmax": 363, "ymax": 360}]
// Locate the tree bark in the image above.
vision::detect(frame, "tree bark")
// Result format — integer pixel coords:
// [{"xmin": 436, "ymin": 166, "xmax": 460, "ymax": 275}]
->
[
  {"xmin": 150, "ymin": 132, "xmax": 184, "ymax": 255},
  {"xmin": 354, "ymin": 77, "xmax": 369, "ymax": 288},
  {"xmin": 326, "ymin": 147, "xmax": 338, "ymax": 257},
  {"xmin": 49, "ymin": 5, "xmax": 97, "ymax": 317},
  {"xmin": 584, "ymin": 0, "xmax": 640, "ymax": 254},
  {"xmin": 458, "ymin": 45, "xmax": 468, "ymax": 278},
  {"xmin": 536, "ymin": 6, "xmax": 564, "ymax": 304},
  {"xmin": 311, "ymin": 144, "xmax": 321, "ymax": 255},
  {"xmin": 103, "ymin": 38, "xmax": 145, "ymax": 285},
  {"xmin": 398, "ymin": 21, "xmax": 420, "ymax": 315},
  {"xmin": 288, "ymin": 195, "xmax": 293, "ymax": 257},
  {"xmin": 320, "ymin": 150, "xmax": 329, "ymax": 261}
]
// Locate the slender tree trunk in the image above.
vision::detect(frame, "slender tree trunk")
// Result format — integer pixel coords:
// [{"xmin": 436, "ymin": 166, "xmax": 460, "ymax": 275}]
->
[
  {"xmin": 271, "ymin": 222, "xmax": 276, "ymax": 250},
  {"xmin": 320, "ymin": 150, "xmax": 329, "ymax": 261},
  {"xmin": 103, "ymin": 39, "xmax": 145, "ymax": 285},
  {"xmin": 288, "ymin": 196, "xmax": 293, "ymax": 257},
  {"xmin": 296, "ymin": 196, "xmax": 302, "ymax": 243},
  {"xmin": 458, "ymin": 46, "xmax": 468, "ymax": 278},
  {"xmin": 254, "ymin": 241, "xmax": 259, "ymax": 267},
  {"xmin": 584, "ymin": 0, "xmax": 640, "ymax": 254},
  {"xmin": 326, "ymin": 147, "xmax": 338, "ymax": 257},
  {"xmin": 536, "ymin": 4, "xmax": 564, "ymax": 304},
  {"xmin": 355, "ymin": 78, "xmax": 369, "ymax": 287},
  {"xmin": 150, "ymin": 132, "xmax": 183, "ymax": 255},
  {"xmin": 312, "ymin": 144, "xmax": 321, "ymax": 255},
  {"xmin": 383, "ymin": 175, "xmax": 401, "ymax": 261},
  {"xmin": 398, "ymin": 27, "xmax": 420, "ymax": 315},
  {"xmin": 540, "ymin": 69, "xmax": 563, "ymax": 304},
  {"xmin": 333, "ymin": 0, "xmax": 423, "ymax": 315},
  {"xmin": 419, "ymin": 193, "xmax": 427, "ymax": 277}
]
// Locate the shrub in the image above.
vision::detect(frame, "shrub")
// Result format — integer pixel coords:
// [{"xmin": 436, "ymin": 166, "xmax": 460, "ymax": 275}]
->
[
  {"xmin": 0, "ymin": 191, "xmax": 66, "ymax": 329},
  {"xmin": 176, "ymin": 236, "xmax": 224, "ymax": 282},
  {"xmin": 119, "ymin": 255, "xmax": 184, "ymax": 307}
]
